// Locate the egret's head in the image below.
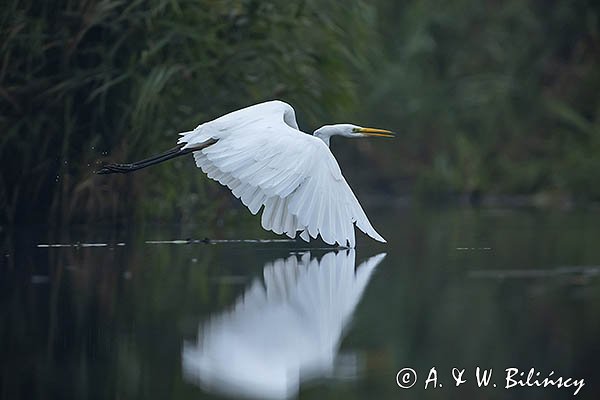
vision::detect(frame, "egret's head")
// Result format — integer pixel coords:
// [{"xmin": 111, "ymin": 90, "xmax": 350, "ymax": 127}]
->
[{"xmin": 313, "ymin": 124, "xmax": 394, "ymax": 145}]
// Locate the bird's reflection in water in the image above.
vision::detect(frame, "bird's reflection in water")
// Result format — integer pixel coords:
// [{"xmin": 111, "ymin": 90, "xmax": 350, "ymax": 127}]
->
[{"xmin": 182, "ymin": 250, "xmax": 385, "ymax": 399}]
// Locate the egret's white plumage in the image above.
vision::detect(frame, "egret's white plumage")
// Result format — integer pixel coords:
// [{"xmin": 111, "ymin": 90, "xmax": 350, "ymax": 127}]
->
[{"xmin": 177, "ymin": 100, "xmax": 389, "ymax": 247}]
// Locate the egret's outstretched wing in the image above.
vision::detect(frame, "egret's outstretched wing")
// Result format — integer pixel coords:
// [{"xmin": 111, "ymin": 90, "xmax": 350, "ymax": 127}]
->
[{"xmin": 178, "ymin": 100, "xmax": 385, "ymax": 247}]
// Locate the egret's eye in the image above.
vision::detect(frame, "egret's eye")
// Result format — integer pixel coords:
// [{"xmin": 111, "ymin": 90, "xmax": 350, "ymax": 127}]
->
[{"xmin": 352, "ymin": 127, "xmax": 360, "ymax": 133}]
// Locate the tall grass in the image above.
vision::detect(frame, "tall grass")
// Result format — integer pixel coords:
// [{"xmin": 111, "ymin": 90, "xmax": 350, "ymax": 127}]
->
[{"xmin": 0, "ymin": 0, "xmax": 376, "ymax": 224}]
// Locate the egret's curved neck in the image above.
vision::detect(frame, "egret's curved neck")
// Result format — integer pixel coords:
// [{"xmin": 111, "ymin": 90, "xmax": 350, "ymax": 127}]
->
[
  {"xmin": 313, "ymin": 127, "xmax": 336, "ymax": 146},
  {"xmin": 313, "ymin": 131, "xmax": 331, "ymax": 146}
]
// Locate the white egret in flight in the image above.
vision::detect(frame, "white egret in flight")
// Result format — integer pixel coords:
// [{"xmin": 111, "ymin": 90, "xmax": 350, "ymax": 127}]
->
[{"xmin": 98, "ymin": 100, "xmax": 393, "ymax": 247}]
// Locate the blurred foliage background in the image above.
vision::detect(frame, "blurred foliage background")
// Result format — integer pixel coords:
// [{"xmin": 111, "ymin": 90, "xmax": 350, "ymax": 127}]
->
[
  {"xmin": 367, "ymin": 0, "xmax": 600, "ymax": 205},
  {"xmin": 1, "ymin": 0, "xmax": 599, "ymax": 225}
]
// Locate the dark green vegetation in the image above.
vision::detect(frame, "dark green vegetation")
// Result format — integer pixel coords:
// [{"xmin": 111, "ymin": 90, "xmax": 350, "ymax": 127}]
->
[
  {"xmin": 369, "ymin": 0, "xmax": 600, "ymax": 203},
  {"xmin": 1, "ymin": 0, "xmax": 599, "ymax": 224},
  {"xmin": 1, "ymin": 0, "xmax": 374, "ymax": 224}
]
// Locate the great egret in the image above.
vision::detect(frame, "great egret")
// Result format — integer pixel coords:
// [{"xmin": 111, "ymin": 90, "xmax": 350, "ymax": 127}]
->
[
  {"xmin": 182, "ymin": 251, "xmax": 385, "ymax": 399},
  {"xmin": 98, "ymin": 100, "xmax": 393, "ymax": 247}
]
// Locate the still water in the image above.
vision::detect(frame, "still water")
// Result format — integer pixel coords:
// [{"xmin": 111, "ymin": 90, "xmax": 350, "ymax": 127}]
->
[{"xmin": 2, "ymin": 207, "xmax": 599, "ymax": 399}]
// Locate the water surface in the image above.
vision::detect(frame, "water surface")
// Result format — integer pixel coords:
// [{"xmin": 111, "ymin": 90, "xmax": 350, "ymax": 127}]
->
[{"xmin": 2, "ymin": 207, "xmax": 599, "ymax": 399}]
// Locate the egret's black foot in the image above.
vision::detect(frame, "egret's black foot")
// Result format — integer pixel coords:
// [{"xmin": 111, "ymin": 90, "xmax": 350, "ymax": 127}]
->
[{"xmin": 96, "ymin": 163, "xmax": 136, "ymax": 174}]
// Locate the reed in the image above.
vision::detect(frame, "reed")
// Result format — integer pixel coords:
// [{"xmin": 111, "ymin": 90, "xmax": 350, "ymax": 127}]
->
[{"xmin": 0, "ymin": 0, "xmax": 374, "ymax": 224}]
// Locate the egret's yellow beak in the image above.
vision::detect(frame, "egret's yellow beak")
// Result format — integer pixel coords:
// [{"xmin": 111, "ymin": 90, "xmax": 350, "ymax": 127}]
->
[{"xmin": 357, "ymin": 127, "xmax": 395, "ymax": 138}]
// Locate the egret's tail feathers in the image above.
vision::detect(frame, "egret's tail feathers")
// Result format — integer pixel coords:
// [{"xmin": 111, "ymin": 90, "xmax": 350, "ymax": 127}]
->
[{"xmin": 96, "ymin": 139, "xmax": 217, "ymax": 175}]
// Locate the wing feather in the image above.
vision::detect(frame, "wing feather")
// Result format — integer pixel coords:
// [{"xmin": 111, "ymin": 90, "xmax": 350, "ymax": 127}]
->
[
  {"xmin": 180, "ymin": 100, "xmax": 385, "ymax": 247},
  {"xmin": 247, "ymin": 191, "xmax": 266, "ymax": 215},
  {"xmin": 261, "ymin": 197, "xmax": 275, "ymax": 230}
]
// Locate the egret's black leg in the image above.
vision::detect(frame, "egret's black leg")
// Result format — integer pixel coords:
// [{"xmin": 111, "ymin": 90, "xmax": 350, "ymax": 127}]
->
[
  {"xmin": 96, "ymin": 139, "xmax": 217, "ymax": 175},
  {"xmin": 96, "ymin": 145, "xmax": 184, "ymax": 174}
]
